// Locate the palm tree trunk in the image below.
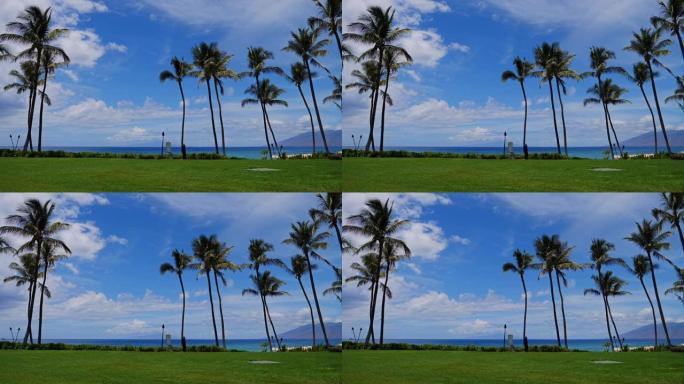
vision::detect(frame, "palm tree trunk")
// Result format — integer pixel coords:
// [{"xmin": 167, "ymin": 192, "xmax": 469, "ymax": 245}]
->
[
  {"xmin": 674, "ymin": 220, "xmax": 684, "ymax": 255},
  {"xmin": 24, "ymin": 48, "xmax": 42, "ymax": 152},
  {"xmin": 379, "ymin": 69, "xmax": 391, "ymax": 152},
  {"xmin": 205, "ymin": 80, "xmax": 219, "ymax": 154},
  {"xmin": 379, "ymin": 260, "xmax": 391, "ymax": 345},
  {"xmin": 213, "ymin": 271, "xmax": 226, "ymax": 349},
  {"xmin": 298, "ymin": 85, "xmax": 316, "ymax": 155},
  {"xmin": 255, "ymin": 76, "xmax": 273, "ymax": 159},
  {"xmin": 546, "ymin": 79, "xmax": 561, "ymax": 154},
  {"xmin": 640, "ymin": 86, "xmax": 658, "ymax": 155},
  {"xmin": 298, "ymin": 278, "xmax": 316, "ymax": 347},
  {"xmin": 264, "ymin": 299, "xmax": 282, "ymax": 349},
  {"xmin": 205, "ymin": 273, "xmax": 219, "ymax": 346},
  {"xmin": 547, "ymin": 272, "xmax": 561, "ymax": 346},
  {"xmin": 366, "ymin": 49, "xmax": 384, "ymax": 152},
  {"xmin": 640, "ymin": 277, "xmax": 658, "ymax": 347},
  {"xmin": 554, "ymin": 270, "xmax": 568, "ymax": 348},
  {"xmin": 520, "ymin": 274, "xmax": 528, "ymax": 351},
  {"xmin": 333, "ymin": 30, "xmax": 343, "ymax": 61},
  {"xmin": 23, "ymin": 239, "xmax": 41, "ymax": 344},
  {"xmin": 602, "ymin": 294, "xmax": 615, "ymax": 351},
  {"xmin": 24, "ymin": 86, "xmax": 35, "ymax": 152},
  {"xmin": 365, "ymin": 280, "xmax": 377, "ymax": 346},
  {"xmin": 305, "ymin": 250, "xmax": 330, "ymax": 347},
  {"xmin": 605, "ymin": 108, "xmax": 624, "ymax": 157},
  {"xmin": 646, "ymin": 61, "xmax": 672, "ymax": 155},
  {"xmin": 264, "ymin": 108, "xmax": 282, "ymax": 157},
  {"xmin": 646, "ymin": 250, "xmax": 672, "ymax": 346},
  {"xmin": 606, "ymin": 299, "xmax": 623, "ymax": 349},
  {"xmin": 596, "ymin": 76, "xmax": 614, "ymax": 159},
  {"xmin": 260, "ymin": 295, "xmax": 273, "ymax": 351},
  {"xmin": 555, "ymin": 78, "xmax": 568, "ymax": 156},
  {"xmin": 332, "ymin": 221, "xmax": 343, "ymax": 252},
  {"xmin": 366, "ymin": 240, "xmax": 383, "ymax": 345},
  {"xmin": 366, "ymin": 91, "xmax": 376, "ymax": 152},
  {"xmin": 676, "ymin": 29, "xmax": 684, "ymax": 63},
  {"xmin": 25, "ymin": 282, "xmax": 34, "ymax": 344},
  {"xmin": 37, "ymin": 257, "xmax": 49, "ymax": 344},
  {"xmin": 38, "ymin": 68, "xmax": 49, "ymax": 152},
  {"xmin": 178, "ymin": 81, "xmax": 187, "ymax": 159},
  {"xmin": 178, "ymin": 274, "xmax": 187, "ymax": 351},
  {"xmin": 520, "ymin": 82, "xmax": 529, "ymax": 159},
  {"xmin": 213, "ymin": 79, "xmax": 227, "ymax": 156},
  {"xmin": 304, "ymin": 60, "xmax": 330, "ymax": 154}
]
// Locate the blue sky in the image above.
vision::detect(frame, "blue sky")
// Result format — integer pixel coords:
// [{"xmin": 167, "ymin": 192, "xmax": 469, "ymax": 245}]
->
[
  {"xmin": 343, "ymin": 0, "xmax": 684, "ymax": 147},
  {"xmin": 342, "ymin": 193, "xmax": 684, "ymax": 339},
  {"xmin": 0, "ymin": 193, "xmax": 341, "ymax": 339},
  {"xmin": 0, "ymin": 0, "xmax": 341, "ymax": 147}
]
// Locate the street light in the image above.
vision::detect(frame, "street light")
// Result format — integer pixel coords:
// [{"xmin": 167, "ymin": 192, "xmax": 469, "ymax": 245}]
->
[
  {"xmin": 503, "ymin": 131, "xmax": 507, "ymax": 157},
  {"xmin": 503, "ymin": 324, "xmax": 507, "ymax": 349},
  {"xmin": 160, "ymin": 131, "xmax": 165, "ymax": 157},
  {"xmin": 161, "ymin": 324, "xmax": 165, "ymax": 349},
  {"xmin": 351, "ymin": 327, "xmax": 356, "ymax": 342}
]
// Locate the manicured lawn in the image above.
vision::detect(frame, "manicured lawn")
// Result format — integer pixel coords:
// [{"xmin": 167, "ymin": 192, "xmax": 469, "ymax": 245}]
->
[
  {"xmin": 343, "ymin": 158, "xmax": 684, "ymax": 192},
  {"xmin": 0, "ymin": 350, "xmax": 340, "ymax": 384},
  {"xmin": 0, "ymin": 158, "xmax": 341, "ymax": 192},
  {"xmin": 343, "ymin": 350, "xmax": 684, "ymax": 384}
]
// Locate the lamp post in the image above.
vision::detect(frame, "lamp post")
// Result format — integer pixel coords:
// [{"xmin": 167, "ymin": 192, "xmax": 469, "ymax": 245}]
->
[
  {"xmin": 503, "ymin": 324, "xmax": 507, "ymax": 349},
  {"xmin": 503, "ymin": 131, "xmax": 507, "ymax": 157},
  {"xmin": 351, "ymin": 327, "xmax": 356, "ymax": 342},
  {"xmin": 161, "ymin": 324, "xmax": 165, "ymax": 349},
  {"xmin": 351, "ymin": 135, "xmax": 356, "ymax": 152},
  {"xmin": 160, "ymin": 131, "xmax": 165, "ymax": 157},
  {"xmin": 357, "ymin": 327, "xmax": 363, "ymax": 343}
]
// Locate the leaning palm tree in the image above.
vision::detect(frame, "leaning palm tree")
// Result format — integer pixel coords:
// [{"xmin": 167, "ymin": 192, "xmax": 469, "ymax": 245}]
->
[
  {"xmin": 309, "ymin": 0, "xmax": 343, "ymax": 60},
  {"xmin": 503, "ymin": 249, "xmax": 533, "ymax": 351},
  {"xmin": 242, "ymin": 271, "xmax": 287, "ymax": 351},
  {"xmin": 665, "ymin": 267, "xmax": 684, "ymax": 303},
  {"xmin": 0, "ymin": 6, "xmax": 68, "ymax": 151},
  {"xmin": 209, "ymin": 238, "xmax": 242, "ymax": 349},
  {"xmin": 584, "ymin": 79, "xmax": 628, "ymax": 157},
  {"xmin": 533, "ymin": 42, "xmax": 562, "ymax": 154},
  {"xmin": 242, "ymin": 79, "xmax": 287, "ymax": 157},
  {"xmin": 160, "ymin": 249, "xmax": 192, "ymax": 350},
  {"xmin": 283, "ymin": 220, "xmax": 331, "ymax": 347},
  {"xmin": 627, "ymin": 63, "xmax": 659, "ymax": 154},
  {"xmin": 191, "ymin": 42, "xmax": 220, "ymax": 154},
  {"xmin": 379, "ymin": 47, "xmax": 412, "ymax": 152},
  {"xmin": 36, "ymin": 47, "xmax": 69, "ymax": 152},
  {"xmin": 652, "ymin": 193, "xmax": 684, "ymax": 254},
  {"xmin": 286, "ymin": 62, "xmax": 317, "ymax": 154},
  {"xmin": 0, "ymin": 199, "xmax": 70, "ymax": 344},
  {"xmin": 210, "ymin": 48, "xmax": 239, "ymax": 156},
  {"xmin": 651, "ymin": 0, "xmax": 684, "ymax": 62},
  {"xmin": 625, "ymin": 28, "xmax": 673, "ymax": 155},
  {"xmin": 189, "ymin": 234, "xmax": 220, "ymax": 346},
  {"xmin": 378, "ymin": 241, "xmax": 410, "ymax": 345},
  {"xmin": 584, "ymin": 271, "xmax": 629, "ymax": 351},
  {"xmin": 502, "ymin": 57, "xmax": 535, "ymax": 159},
  {"xmin": 627, "ymin": 255, "xmax": 659, "ymax": 346},
  {"xmin": 550, "ymin": 47, "xmax": 580, "ymax": 156},
  {"xmin": 532, "ymin": 234, "xmax": 561, "ymax": 347},
  {"xmin": 286, "ymin": 255, "xmax": 317, "ymax": 345},
  {"xmin": 310, "ymin": 192, "xmax": 343, "ymax": 252},
  {"xmin": 160, "ymin": 57, "xmax": 193, "ymax": 159},
  {"xmin": 284, "ymin": 27, "xmax": 331, "ymax": 154},
  {"xmin": 625, "ymin": 220, "xmax": 674, "ymax": 346}
]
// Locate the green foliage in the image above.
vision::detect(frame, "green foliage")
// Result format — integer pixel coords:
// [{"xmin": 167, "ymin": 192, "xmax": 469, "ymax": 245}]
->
[
  {"xmin": 0, "ymin": 341, "xmax": 233, "ymax": 352},
  {"xmin": 342, "ymin": 149, "xmax": 578, "ymax": 160}
]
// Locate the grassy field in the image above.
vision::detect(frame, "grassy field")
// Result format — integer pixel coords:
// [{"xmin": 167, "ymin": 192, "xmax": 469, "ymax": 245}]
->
[
  {"xmin": 343, "ymin": 350, "xmax": 684, "ymax": 384},
  {"xmin": 0, "ymin": 158, "xmax": 341, "ymax": 192},
  {"xmin": 343, "ymin": 158, "xmax": 684, "ymax": 192},
  {"xmin": 0, "ymin": 350, "xmax": 340, "ymax": 384}
]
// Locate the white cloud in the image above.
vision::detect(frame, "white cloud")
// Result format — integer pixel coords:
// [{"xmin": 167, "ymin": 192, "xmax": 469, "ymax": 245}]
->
[
  {"xmin": 450, "ymin": 235, "xmax": 471, "ymax": 245},
  {"xmin": 449, "ymin": 42, "xmax": 471, "ymax": 53},
  {"xmin": 63, "ymin": 262, "xmax": 80, "ymax": 275},
  {"xmin": 106, "ymin": 319, "xmax": 155, "ymax": 336},
  {"xmin": 107, "ymin": 127, "xmax": 157, "ymax": 143},
  {"xmin": 397, "ymin": 221, "xmax": 448, "ymax": 261}
]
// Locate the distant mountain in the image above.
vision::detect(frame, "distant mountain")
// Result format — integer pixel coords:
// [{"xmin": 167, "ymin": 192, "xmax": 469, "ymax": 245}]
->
[
  {"xmin": 623, "ymin": 129, "xmax": 684, "ymax": 147},
  {"xmin": 623, "ymin": 322, "xmax": 684, "ymax": 340},
  {"xmin": 280, "ymin": 129, "xmax": 341, "ymax": 148},
  {"xmin": 281, "ymin": 322, "xmax": 342, "ymax": 340}
]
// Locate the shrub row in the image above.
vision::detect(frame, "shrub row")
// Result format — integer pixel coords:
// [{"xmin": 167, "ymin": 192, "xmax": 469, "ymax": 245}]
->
[
  {"xmin": 0, "ymin": 149, "xmax": 341, "ymax": 160},
  {"xmin": 0, "ymin": 341, "xmax": 235, "ymax": 352}
]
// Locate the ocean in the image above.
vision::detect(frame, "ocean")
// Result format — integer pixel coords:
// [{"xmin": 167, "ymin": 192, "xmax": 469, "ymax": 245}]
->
[{"xmin": 378, "ymin": 338, "xmax": 684, "ymax": 352}]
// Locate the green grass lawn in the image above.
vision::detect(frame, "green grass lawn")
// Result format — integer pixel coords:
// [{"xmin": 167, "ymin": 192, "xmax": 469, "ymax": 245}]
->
[
  {"xmin": 343, "ymin": 158, "xmax": 684, "ymax": 192},
  {"xmin": 0, "ymin": 350, "xmax": 340, "ymax": 384},
  {"xmin": 0, "ymin": 158, "xmax": 341, "ymax": 192},
  {"xmin": 343, "ymin": 350, "xmax": 684, "ymax": 384}
]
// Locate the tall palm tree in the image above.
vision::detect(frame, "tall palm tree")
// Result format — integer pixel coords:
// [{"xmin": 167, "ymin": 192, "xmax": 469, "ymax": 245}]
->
[
  {"xmin": 310, "ymin": 192, "xmax": 343, "ymax": 252},
  {"xmin": 309, "ymin": 0, "xmax": 342, "ymax": 60},
  {"xmin": 651, "ymin": 0, "xmax": 684, "ymax": 62},
  {"xmin": 502, "ymin": 57, "xmax": 535, "ymax": 159},
  {"xmin": 652, "ymin": 193, "xmax": 684, "ymax": 254},
  {"xmin": 625, "ymin": 220, "xmax": 673, "ymax": 346},
  {"xmin": 588, "ymin": 238, "xmax": 626, "ymax": 350},
  {"xmin": 242, "ymin": 271, "xmax": 287, "ymax": 351},
  {"xmin": 344, "ymin": 198, "xmax": 409, "ymax": 345},
  {"xmin": 190, "ymin": 234, "xmax": 220, "ymax": 346},
  {"xmin": 665, "ymin": 267, "xmax": 684, "ymax": 303},
  {"xmin": 160, "ymin": 249, "xmax": 192, "ymax": 351},
  {"xmin": 3, "ymin": 252, "xmax": 47, "ymax": 343},
  {"xmin": 532, "ymin": 234, "xmax": 561, "ymax": 347},
  {"xmin": 345, "ymin": 252, "xmax": 384, "ymax": 342},
  {"xmin": 284, "ymin": 27, "xmax": 331, "ymax": 154},
  {"xmin": 627, "ymin": 63, "xmax": 659, "ymax": 154},
  {"xmin": 210, "ymin": 48, "xmax": 239, "ymax": 156},
  {"xmin": 627, "ymin": 255, "xmax": 659, "ymax": 346},
  {"xmin": 36, "ymin": 242, "xmax": 68, "ymax": 344},
  {"xmin": 550, "ymin": 47, "xmax": 579, "ymax": 156},
  {"xmin": 191, "ymin": 42, "xmax": 220, "ymax": 154},
  {"xmin": 533, "ymin": 42, "xmax": 562, "ymax": 154},
  {"xmin": 379, "ymin": 241, "xmax": 410, "ymax": 345},
  {"xmin": 345, "ymin": 61, "xmax": 385, "ymax": 148},
  {"xmin": 603, "ymin": 271, "xmax": 630, "ymax": 349},
  {"xmin": 502, "ymin": 249, "xmax": 533, "ymax": 351},
  {"xmin": 625, "ymin": 28, "xmax": 673, "ymax": 155},
  {"xmin": 0, "ymin": 199, "xmax": 69, "ymax": 344},
  {"xmin": 379, "ymin": 47, "xmax": 412, "ymax": 152},
  {"xmin": 209, "ymin": 238, "xmax": 242, "ymax": 349},
  {"xmin": 160, "ymin": 57, "xmax": 193, "ymax": 159},
  {"xmin": 584, "ymin": 271, "xmax": 629, "ymax": 351},
  {"xmin": 1, "ymin": 6, "xmax": 68, "ymax": 151},
  {"xmin": 286, "ymin": 63, "xmax": 318, "ymax": 154},
  {"xmin": 584, "ymin": 79, "xmax": 628, "ymax": 157},
  {"xmin": 345, "ymin": 6, "xmax": 410, "ymax": 151},
  {"xmin": 246, "ymin": 239, "xmax": 285, "ymax": 348},
  {"xmin": 286, "ymin": 255, "xmax": 317, "ymax": 345},
  {"xmin": 283, "ymin": 220, "xmax": 331, "ymax": 347},
  {"xmin": 4, "ymin": 62, "xmax": 50, "ymax": 150},
  {"xmin": 242, "ymin": 79, "xmax": 287, "ymax": 157},
  {"xmin": 36, "ymin": 47, "xmax": 69, "ymax": 152}
]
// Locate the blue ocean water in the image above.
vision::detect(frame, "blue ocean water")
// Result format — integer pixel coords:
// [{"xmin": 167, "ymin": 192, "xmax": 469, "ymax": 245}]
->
[{"xmin": 378, "ymin": 338, "xmax": 684, "ymax": 352}]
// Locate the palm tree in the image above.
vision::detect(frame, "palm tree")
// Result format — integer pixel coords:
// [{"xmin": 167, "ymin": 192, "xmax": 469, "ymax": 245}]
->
[
  {"xmin": 242, "ymin": 271, "xmax": 287, "ymax": 351},
  {"xmin": 627, "ymin": 63, "xmax": 659, "ymax": 154},
  {"xmin": 324, "ymin": 74, "xmax": 342, "ymax": 110},
  {"xmin": 625, "ymin": 220, "xmax": 674, "ymax": 346},
  {"xmin": 36, "ymin": 47, "xmax": 69, "ymax": 152},
  {"xmin": 502, "ymin": 57, "xmax": 535, "ymax": 159},
  {"xmin": 345, "ymin": 252, "xmax": 384, "ymax": 343},
  {"xmin": 0, "ymin": 199, "xmax": 70, "ymax": 344},
  {"xmin": 345, "ymin": 61, "xmax": 385, "ymax": 148},
  {"xmin": 283, "ymin": 220, "xmax": 331, "ymax": 347},
  {"xmin": 379, "ymin": 47, "xmax": 412, "ymax": 152},
  {"xmin": 190, "ymin": 234, "xmax": 219, "ymax": 346},
  {"xmin": 344, "ymin": 198, "xmax": 409, "ymax": 345},
  {"xmin": 533, "ymin": 42, "xmax": 562, "ymax": 154},
  {"xmin": 160, "ymin": 57, "xmax": 193, "ymax": 159},
  {"xmin": 532, "ymin": 234, "xmax": 561, "ymax": 346},
  {"xmin": 324, "ymin": 266, "xmax": 342, "ymax": 302},
  {"xmin": 502, "ymin": 249, "xmax": 533, "ymax": 351},
  {"xmin": 3, "ymin": 252, "xmax": 47, "ymax": 343},
  {"xmin": 160, "ymin": 249, "xmax": 192, "ymax": 351},
  {"xmin": 209, "ymin": 238, "xmax": 242, "ymax": 349},
  {"xmin": 627, "ymin": 255, "xmax": 659, "ymax": 346},
  {"xmin": 584, "ymin": 79, "xmax": 629, "ymax": 157},
  {"xmin": 246, "ymin": 239, "xmax": 285, "ymax": 349},
  {"xmin": 584, "ymin": 271, "xmax": 629, "ymax": 351},
  {"xmin": 603, "ymin": 271, "xmax": 630, "ymax": 349},
  {"xmin": 652, "ymin": 193, "xmax": 684, "ymax": 254},
  {"xmin": 551, "ymin": 47, "xmax": 580, "ymax": 156},
  {"xmin": 1, "ymin": 6, "xmax": 68, "ymax": 151},
  {"xmin": 588, "ymin": 238, "xmax": 626, "ymax": 350},
  {"xmin": 665, "ymin": 267, "xmax": 684, "ymax": 303},
  {"xmin": 379, "ymin": 241, "xmax": 410, "ymax": 345},
  {"xmin": 4, "ymin": 62, "xmax": 50, "ymax": 150},
  {"xmin": 553, "ymin": 240, "xmax": 584, "ymax": 348},
  {"xmin": 310, "ymin": 192, "xmax": 343, "ymax": 252},
  {"xmin": 36, "ymin": 242, "xmax": 68, "ymax": 344},
  {"xmin": 286, "ymin": 255, "xmax": 317, "ymax": 345},
  {"xmin": 284, "ymin": 27, "xmax": 331, "ymax": 155},
  {"xmin": 309, "ymin": 0, "xmax": 343, "ymax": 60},
  {"xmin": 242, "ymin": 79, "xmax": 287, "ymax": 157},
  {"xmin": 191, "ymin": 42, "xmax": 220, "ymax": 154},
  {"xmin": 210, "ymin": 48, "xmax": 239, "ymax": 156},
  {"xmin": 625, "ymin": 28, "xmax": 673, "ymax": 155},
  {"xmin": 651, "ymin": 0, "xmax": 684, "ymax": 61},
  {"xmin": 286, "ymin": 63, "xmax": 317, "ymax": 154}
]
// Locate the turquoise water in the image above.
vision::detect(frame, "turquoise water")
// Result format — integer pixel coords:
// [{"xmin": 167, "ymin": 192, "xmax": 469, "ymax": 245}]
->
[{"xmin": 379, "ymin": 338, "xmax": 684, "ymax": 352}]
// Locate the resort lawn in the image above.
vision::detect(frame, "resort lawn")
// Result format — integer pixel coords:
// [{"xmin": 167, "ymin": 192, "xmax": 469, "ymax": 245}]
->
[
  {"xmin": 0, "ymin": 350, "xmax": 340, "ymax": 384},
  {"xmin": 342, "ymin": 158, "xmax": 684, "ymax": 192},
  {"xmin": 343, "ymin": 350, "xmax": 684, "ymax": 384},
  {"xmin": 0, "ymin": 158, "xmax": 341, "ymax": 192}
]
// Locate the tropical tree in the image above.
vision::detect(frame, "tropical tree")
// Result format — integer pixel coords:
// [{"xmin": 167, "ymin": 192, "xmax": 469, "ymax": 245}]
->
[
  {"xmin": 4, "ymin": 62, "xmax": 50, "ymax": 150},
  {"xmin": 532, "ymin": 234, "xmax": 561, "ymax": 346},
  {"xmin": 652, "ymin": 193, "xmax": 684, "ymax": 254},
  {"xmin": 584, "ymin": 271, "xmax": 629, "ymax": 351},
  {"xmin": 625, "ymin": 220, "xmax": 674, "ymax": 346},
  {"xmin": 651, "ymin": 0, "xmax": 684, "ymax": 61},
  {"xmin": 242, "ymin": 79, "xmax": 287, "ymax": 157},
  {"xmin": 626, "ymin": 63, "xmax": 660, "ymax": 154},
  {"xmin": 286, "ymin": 62, "xmax": 318, "ymax": 153},
  {"xmin": 210, "ymin": 48, "xmax": 239, "ymax": 156},
  {"xmin": 588, "ymin": 238, "xmax": 626, "ymax": 350},
  {"xmin": 665, "ymin": 267, "xmax": 684, "ymax": 303},
  {"xmin": 246, "ymin": 239, "xmax": 285, "ymax": 349},
  {"xmin": 533, "ymin": 42, "xmax": 562, "ymax": 154},
  {"xmin": 502, "ymin": 57, "xmax": 535, "ymax": 159},
  {"xmin": 36, "ymin": 242, "xmax": 68, "ymax": 344},
  {"xmin": 191, "ymin": 42, "xmax": 220, "ymax": 154},
  {"xmin": 160, "ymin": 57, "xmax": 193, "ymax": 159},
  {"xmin": 36, "ymin": 47, "xmax": 69, "ymax": 152},
  {"xmin": 310, "ymin": 192, "xmax": 343, "ymax": 251},
  {"xmin": 242, "ymin": 271, "xmax": 287, "ymax": 351},
  {"xmin": 502, "ymin": 249, "xmax": 533, "ymax": 351},
  {"xmin": 550, "ymin": 47, "xmax": 580, "ymax": 156},
  {"xmin": 345, "ymin": 252, "xmax": 384, "ymax": 342},
  {"xmin": 190, "ymin": 234, "xmax": 220, "ymax": 346},
  {"xmin": 286, "ymin": 255, "xmax": 317, "ymax": 345},
  {"xmin": 345, "ymin": 61, "xmax": 385, "ymax": 149},
  {"xmin": 551, "ymin": 237, "xmax": 583, "ymax": 348},
  {"xmin": 283, "ymin": 220, "xmax": 331, "ymax": 347},
  {"xmin": 626, "ymin": 255, "xmax": 659, "ymax": 346},
  {"xmin": 284, "ymin": 27, "xmax": 331, "ymax": 154},
  {"xmin": 378, "ymin": 47, "xmax": 412, "ymax": 152},
  {"xmin": 160, "ymin": 249, "xmax": 192, "ymax": 350},
  {"xmin": 625, "ymin": 28, "xmax": 673, "ymax": 155},
  {"xmin": 209, "ymin": 238, "xmax": 242, "ymax": 348},
  {"xmin": 584, "ymin": 79, "xmax": 629, "ymax": 158},
  {"xmin": 378, "ymin": 241, "xmax": 410, "ymax": 344},
  {"xmin": 3, "ymin": 252, "xmax": 50, "ymax": 343},
  {"xmin": 309, "ymin": 0, "xmax": 343, "ymax": 60}
]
